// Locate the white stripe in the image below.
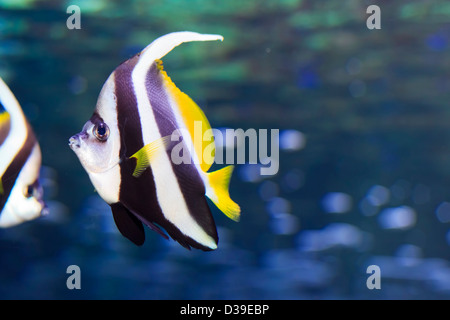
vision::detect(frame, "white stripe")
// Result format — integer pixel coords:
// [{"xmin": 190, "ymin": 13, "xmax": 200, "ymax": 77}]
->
[
  {"xmin": 88, "ymin": 74, "xmax": 122, "ymax": 204},
  {"xmin": 163, "ymin": 90, "xmax": 210, "ymax": 185},
  {"xmin": 131, "ymin": 32, "xmax": 222, "ymax": 248},
  {"xmin": 0, "ymin": 77, "xmax": 28, "ymax": 178}
]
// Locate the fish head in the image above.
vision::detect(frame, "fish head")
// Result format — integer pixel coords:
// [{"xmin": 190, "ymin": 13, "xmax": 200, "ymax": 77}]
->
[
  {"xmin": 68, "ymin": 73, "xmax": 123, "ymax": 205},
  {"xmin": 69, "ymin": 115, "xmax": 119, "ymax": 174},
  {"xmin": 69, "ymin": 75, "xmax": 121, "ymax": 175},
  {"xmin": 0, "ymin": 144, "xmax": 47, "ymax": 227}
]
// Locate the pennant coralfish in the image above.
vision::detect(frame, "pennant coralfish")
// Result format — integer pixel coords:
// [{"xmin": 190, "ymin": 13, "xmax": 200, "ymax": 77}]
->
[
  {"xmin": 0, "ymin": 77, "xmax": 46, "ymax": 227},
  {"xmin": 69, "ymin": 32, "xmax": 240, "ymax": 250}
]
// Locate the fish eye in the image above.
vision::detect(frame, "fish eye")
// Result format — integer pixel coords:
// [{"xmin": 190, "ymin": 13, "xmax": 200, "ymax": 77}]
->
[
  {"xmin": 24, "ymin": 181, "xmax": 42, "ymax": 200},
  {"xmin": 93, "ymin": 122, "xmax": 110, "ymax": 141},
  {"xmin": 24, "ymin": 185, "xmax": 34, "ymax": 198}
]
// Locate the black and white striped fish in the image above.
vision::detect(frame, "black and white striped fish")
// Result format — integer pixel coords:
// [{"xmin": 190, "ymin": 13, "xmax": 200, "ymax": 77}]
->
[
  {"xmin": 0, "ymin": 77, "xmax": 46, "ymax": 227},
  {"xmin": 69, "ymin": 32, "xmax": 240, "ymax": 250}
]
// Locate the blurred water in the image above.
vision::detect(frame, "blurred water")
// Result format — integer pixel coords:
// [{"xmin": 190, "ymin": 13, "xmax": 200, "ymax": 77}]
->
[{"xmin": 0, "ymin": 0, "xmax": 450, "ymax": 299}]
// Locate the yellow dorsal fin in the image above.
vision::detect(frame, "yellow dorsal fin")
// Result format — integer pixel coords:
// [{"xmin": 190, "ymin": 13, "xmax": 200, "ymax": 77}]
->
[
  {"xmin": 157, "ymin": 60, "xmax": 215, "ymax": 172},
  {"xmin": 206, "ymin": 165, "xmax": 240, "ymax": 221},
  {"xmin": 129, "ymin": 135, "xmax": 171, "ymax": 178}
]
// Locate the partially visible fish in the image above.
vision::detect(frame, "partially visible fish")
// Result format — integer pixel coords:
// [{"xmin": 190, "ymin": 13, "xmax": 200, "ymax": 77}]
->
[
  {"xmin": 0, "ymin": 77, "xmax": 46, "ymax": 227},
  {"xmin": 69, "ymin": 31, "xmax": 240, "ymax": 250}
]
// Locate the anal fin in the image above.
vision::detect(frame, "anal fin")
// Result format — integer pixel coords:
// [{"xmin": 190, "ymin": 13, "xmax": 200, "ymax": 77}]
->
[
  {"xmin": 120, "ymin": 201, "xmax": 170, "ymax": 241},
  {"xmin": 111, "ymin": 202, "xmax": 145, "ymax": 246}
]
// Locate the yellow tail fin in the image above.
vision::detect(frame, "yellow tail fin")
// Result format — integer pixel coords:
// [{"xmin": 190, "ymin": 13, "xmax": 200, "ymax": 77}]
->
[{"xmin": 206, "ymin": 165, "xmax": 240, "ymax": 221}]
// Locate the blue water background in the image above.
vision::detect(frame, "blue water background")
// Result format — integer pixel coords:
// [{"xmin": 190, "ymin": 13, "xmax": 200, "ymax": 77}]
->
[{"xmin": 0, "ymin": 0, "xmax": 450, "ymax": 299}]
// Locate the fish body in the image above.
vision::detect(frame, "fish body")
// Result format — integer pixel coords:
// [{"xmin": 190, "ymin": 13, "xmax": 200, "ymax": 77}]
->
[
  {"xmin": 69, "ymin": 32, "xmax": 240, "ymax": 250},
  {"xmin": 0, "ymin": 77, "xmax": 46, "ymax": 227}
]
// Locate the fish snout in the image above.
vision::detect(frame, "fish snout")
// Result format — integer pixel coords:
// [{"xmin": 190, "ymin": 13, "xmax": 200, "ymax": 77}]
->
[
  {"xmin": 31, "ymin": 180, "xmax": 47, "ymax": 216},
  {"xmin": 40, "ymin": 201, "xmax": 49, "ymax": 216},
  {"xmin": 36, "ymin": 184, "xmax": 47, "ymax": 216},
  {"xmin": 68, "ymin": 132, "xmax": 88, "ymax": 149},
  {"xmin": 68, "ymin": 136, "xmax": 80, "ymax": 149}
]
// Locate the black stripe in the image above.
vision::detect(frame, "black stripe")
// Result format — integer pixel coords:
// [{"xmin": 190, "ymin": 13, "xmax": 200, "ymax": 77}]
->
[
  {"xmin": 145, "ymin": 61, "xmax": 218, "ymax": 249},
  {"xmin": 0, "ymin": 121, "xmax": 36, "ymax": 213}
]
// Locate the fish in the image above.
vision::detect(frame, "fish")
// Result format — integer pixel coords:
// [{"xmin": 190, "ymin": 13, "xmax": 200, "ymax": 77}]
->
[
  {"xmin": 69, "ymin": 31, "xmax": 240, "ymax": 250},
  {"xmin": 0, "ymin": 76, "xmax": 46, "ymax": 227}
]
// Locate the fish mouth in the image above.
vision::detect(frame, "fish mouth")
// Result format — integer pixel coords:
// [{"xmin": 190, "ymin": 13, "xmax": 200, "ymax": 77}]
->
[
  {"xmin": 69, "ymin": 131, "xmax": 89, "ymax": 150},
  {"xmin": 68, "ymin": 136, "xmax": 80, "ymax": 149},
  {"xmin": 40, "ymin": 200, "xmax": 49, "ymax": 216},
  {"xmin": 33, "ymin": 181, "xmax": 47, "ymax": 216}
]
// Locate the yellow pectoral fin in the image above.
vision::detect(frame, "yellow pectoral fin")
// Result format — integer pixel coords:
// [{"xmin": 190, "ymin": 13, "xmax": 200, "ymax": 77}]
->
[
  {"xmin": 206, "ymin": 165, "xmax": 241, "ymax": 222},
  {"xmin": 130, "ymin": 135, "xmax": 172, "ymax": 178}
]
